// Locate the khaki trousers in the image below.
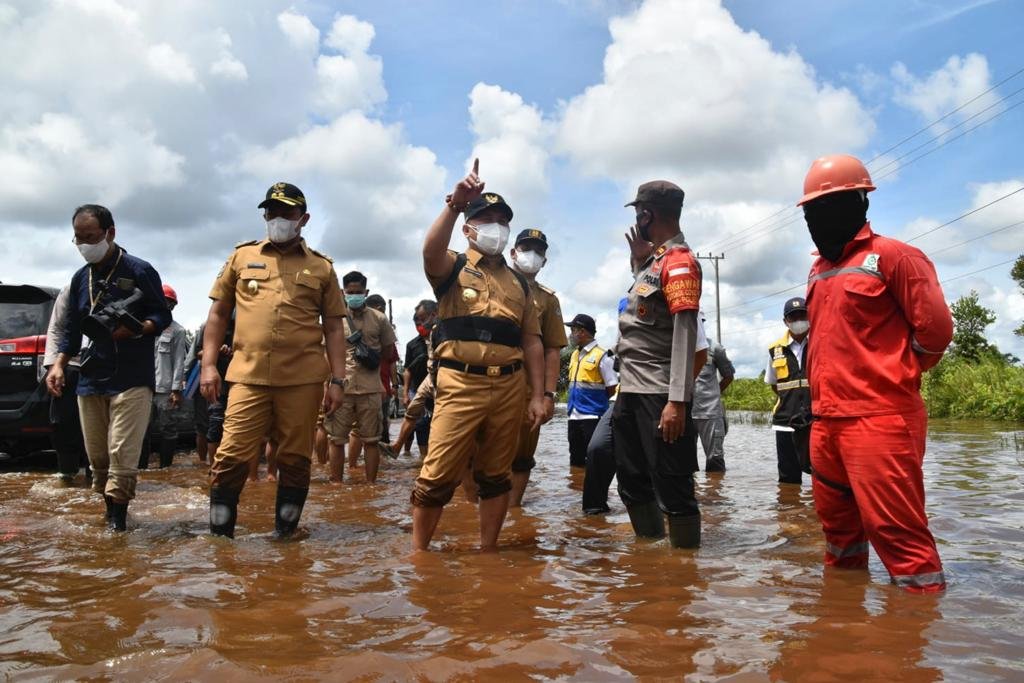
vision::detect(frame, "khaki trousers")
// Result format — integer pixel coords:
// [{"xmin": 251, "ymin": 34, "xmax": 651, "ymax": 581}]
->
[
  {"xmin": 210, "ymin": 382, "xmax": 322, "ymax": 493},
  {"xmin": 78, "ymin": 386, "xmax": 153, "ymax": 501}
]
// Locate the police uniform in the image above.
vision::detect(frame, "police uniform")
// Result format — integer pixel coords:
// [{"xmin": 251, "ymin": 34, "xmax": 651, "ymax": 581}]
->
[
  {"xmin": 614, "ymin": 180, "xmax": 703, "ymax": 547},
  {"xmin": 511, "ymin": 229, "xmax": 568, "ymax": 475},
  {"xmin": 207, "ymin": 182, "xmax": 346, "ymax": 537},
  {"xmin": 691, "ymin": 334, "xmax": 734, "ymax": 472},
  {"xmin": 411, "ymin": 194, "xmax": 542, "ymax": 508},
  {"xmin": 765, "ymin": 298, "xmax": 811, "ymax": 485}
]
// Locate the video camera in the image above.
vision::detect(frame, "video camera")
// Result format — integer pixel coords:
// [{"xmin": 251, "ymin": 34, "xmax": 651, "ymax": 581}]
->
[{"xmin": 79, "ymin": 284, "xmax": 146, "ymax": 380}]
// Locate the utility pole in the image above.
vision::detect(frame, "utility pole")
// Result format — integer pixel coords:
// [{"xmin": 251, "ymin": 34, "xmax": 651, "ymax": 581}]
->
[{"xmin": 696, "ymin": 253, "xmax": 725, "ymax": 343}]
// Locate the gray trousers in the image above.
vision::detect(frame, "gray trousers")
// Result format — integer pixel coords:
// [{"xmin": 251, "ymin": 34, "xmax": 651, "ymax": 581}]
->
[{"xmin": 693, "ymin": 416, "xmax": 726, "ymax": 472}]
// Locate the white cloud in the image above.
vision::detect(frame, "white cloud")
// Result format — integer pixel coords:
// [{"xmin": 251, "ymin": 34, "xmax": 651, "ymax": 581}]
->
[
  {"xmin": 277, "ymin": 8, "xmax": 320, "ymax": 54},
  {"xmin": 146, "ymin": 43, "xmax": 197, "ymax": 84},
  {"xmin": 466, "ymin": 83, "xmax": 553, "ymax": 225},
  {"xmin": 556, "ymin": 0, "xmax": 875, "ymax": 204},
  {"xmin": 325, "ymin": 14, "xmax": 375, "ymax": 54},
  {"xmin": 209, "ymin": 29, "xmax": 248, "ymax": 82},
  {"xmin": 891, "ymin": 53, "xmax": 1000, "ymax": 132}
]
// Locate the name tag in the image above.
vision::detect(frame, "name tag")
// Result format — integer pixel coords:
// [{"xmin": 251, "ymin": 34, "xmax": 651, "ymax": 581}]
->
[{"xmin": 246, "ymin": 262, "xmax": 267, "ymax": 269}]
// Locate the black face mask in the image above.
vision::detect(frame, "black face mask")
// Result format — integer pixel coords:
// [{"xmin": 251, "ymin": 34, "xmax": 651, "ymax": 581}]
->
[
  {"xmin": 803, "ymin": 191, "xmax": 868, "ymax": 263},
  {"xmin": 635, "ymin": 209, "xmax": 653, "ymax": 241}
]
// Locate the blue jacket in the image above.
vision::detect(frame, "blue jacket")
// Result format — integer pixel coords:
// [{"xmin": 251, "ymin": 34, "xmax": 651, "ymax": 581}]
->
[{"xmin": 60, "ymin": 246, "xmax": 171, "ymax": 395}]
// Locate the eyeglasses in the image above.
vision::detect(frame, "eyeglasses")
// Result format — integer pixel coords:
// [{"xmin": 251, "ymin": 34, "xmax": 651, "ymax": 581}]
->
[{"xmin": 71, "ymin": 232, "xmax": 108, "ymax": 246}]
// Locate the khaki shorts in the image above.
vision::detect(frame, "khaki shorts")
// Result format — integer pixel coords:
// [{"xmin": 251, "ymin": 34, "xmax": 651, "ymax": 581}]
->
[{"xmin": 325, "ymin": 393, "xmax": 382, "ymax": 445}]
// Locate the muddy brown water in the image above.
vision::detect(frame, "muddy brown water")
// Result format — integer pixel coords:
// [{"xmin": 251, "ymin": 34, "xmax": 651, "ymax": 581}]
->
[{"xmin": 1, "ymin": 410, "xmax": 1022, "ymax": 680}]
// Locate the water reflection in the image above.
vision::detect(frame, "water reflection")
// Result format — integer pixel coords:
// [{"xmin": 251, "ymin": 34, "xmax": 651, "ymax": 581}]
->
[{"xmin": 0, "ymin": 413, "xmax": 1022, "ymax": 680}]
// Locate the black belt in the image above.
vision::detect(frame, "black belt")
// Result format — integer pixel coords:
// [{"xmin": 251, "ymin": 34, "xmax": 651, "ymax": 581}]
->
[{"xmin": 438, "ymin": 359, "xmax": 523, "ymax": 377}]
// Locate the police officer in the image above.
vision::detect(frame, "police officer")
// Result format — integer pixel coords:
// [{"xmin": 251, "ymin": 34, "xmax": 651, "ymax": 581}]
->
[
  {"xmin": 141, "ymin": 284, "xmax": 187, "ymax": 469},
  {"xmin": 200, "ymin": 182, "xmax": 348, "ymax": 538},
  {"xmin": 413, "ymin": 159, "xmax": 546, "ymax": 552},
  {"xmin": 46, "ymin": 204, "xmax": 171, "ymax": 531},
  {"xmin": 615, "ymin": 180, "xmax": 703, "ymax": 548},
  {"xmin": 691, "ymin": 311, "xmax": 735, "ymax": 473},
  {"xmin": 764, "ymin": 297, "xmax": 811, "ymax": 485},
  {"xmin": 508, "ymin": 228, "xmax": 565, "ymax": 507},
  {"xmin": 800, "ymin": 154, "xmax": 953, "ymax": 592}
]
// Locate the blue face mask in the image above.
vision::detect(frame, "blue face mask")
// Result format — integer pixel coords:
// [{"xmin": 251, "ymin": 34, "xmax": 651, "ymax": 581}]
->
[{"xmin": 345, "ymin": 293, "xmax": 367, "ymax": 309}]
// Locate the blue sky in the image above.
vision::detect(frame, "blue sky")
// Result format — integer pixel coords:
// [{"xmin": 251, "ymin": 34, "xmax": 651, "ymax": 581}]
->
[{"xmin": 1, "ymin": 0, "xmax": 1021, "ymax": 375}]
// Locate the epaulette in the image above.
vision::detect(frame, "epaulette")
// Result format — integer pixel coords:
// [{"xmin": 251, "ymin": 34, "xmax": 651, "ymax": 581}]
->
[
  {"xmin": 538, "ymin": 283, "xmax": 556, "ymax": 295},
  {"xmin": 234, "ymin": 239, "xmax": 258, "ymax": 249},
  {"xmin": 310, "ymin": 247, "xmax": 333, "ymax": 263}
]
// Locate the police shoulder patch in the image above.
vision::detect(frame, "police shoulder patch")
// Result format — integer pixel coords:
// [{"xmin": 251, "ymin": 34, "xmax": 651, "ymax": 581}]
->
[
  {"xmin": 310, "ymin": 247, "xmax": 333, "ymax": 263},
  {"xmin": 234, "ymin": 239, "xmax": 258, "ymax": 249}
]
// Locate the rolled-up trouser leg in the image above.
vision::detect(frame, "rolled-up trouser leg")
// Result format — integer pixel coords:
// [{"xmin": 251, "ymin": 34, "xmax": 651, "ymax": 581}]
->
[
  {"xmin": 104, "ymin": 386, "xmax": 152, "ymax": 502},
  {"xmin": 77, "ymin": 394, "xmax": 112, "ymax": 495}
]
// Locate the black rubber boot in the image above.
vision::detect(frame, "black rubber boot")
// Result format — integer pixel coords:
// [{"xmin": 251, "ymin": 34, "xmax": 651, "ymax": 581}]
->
[
  {"xmin": 103, "ymin": 495, "xmax": 115, "ymax": 524},
  {"xmin": 209, "ymin": 487, "xmax": 240, "ymax": 538},
  {"xmin": 626, "ymin": 501, "xmax": 666, "ymax": 539},
  {"xmin": 158, "ymin": 437, "xmax": 176, "ymax": 468},
  {"xmin": 705, "ymin": 457, "xmax": 726, "ymax": 473},
  {"xmin": 108, "ymin": 501, "xmax": 128, "ymax": 532},
  {"xmin": 274, "ymin": 486, "xmax": 309, "ymax": 537},
  {"xmin": 668, "ymin": 514, "xmax": 701, "ymax": 549}
]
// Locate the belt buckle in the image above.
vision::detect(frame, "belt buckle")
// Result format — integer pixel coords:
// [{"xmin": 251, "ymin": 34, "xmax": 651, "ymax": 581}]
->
[{"xmin": 486, "ymin": 365, "xmax": 501, "ymax": 377}]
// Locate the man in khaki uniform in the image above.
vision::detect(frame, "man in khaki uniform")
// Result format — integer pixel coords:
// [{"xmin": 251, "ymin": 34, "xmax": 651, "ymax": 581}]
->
[
  {"xmin": 414, "ymin": 159, "xmax": 546, "ymax": 552},
  {"xmin": 324, "ymin": 271, "xmax": 396, "ymax": 484},
  {"xmin": 508, "ymin": 228, "xmax": 565, "ymax": 507},
  {"xmin": 200, "ymin": 182, "xmax": 349, "ymax": 538}
]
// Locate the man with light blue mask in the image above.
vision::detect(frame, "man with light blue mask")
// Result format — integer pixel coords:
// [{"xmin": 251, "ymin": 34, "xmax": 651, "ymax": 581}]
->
[
  {"xmin": 323, "ymin": 271, "xmax": 396, "ymax": 484},
  {"xmin": 507, "ymin": 228, "xmax": 565, "ymax": 507}
]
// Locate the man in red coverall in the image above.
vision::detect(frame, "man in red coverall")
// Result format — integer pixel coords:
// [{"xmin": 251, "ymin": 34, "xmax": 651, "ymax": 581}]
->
[{"xmin": 799, "ymin": 154, "xmax": 953, "ymax": 593}]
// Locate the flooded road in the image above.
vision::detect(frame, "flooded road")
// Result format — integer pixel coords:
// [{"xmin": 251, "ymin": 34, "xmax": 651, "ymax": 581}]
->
[{"xmin": 1, "ymin": 410, "xmax": 1022, "ymax": 680}]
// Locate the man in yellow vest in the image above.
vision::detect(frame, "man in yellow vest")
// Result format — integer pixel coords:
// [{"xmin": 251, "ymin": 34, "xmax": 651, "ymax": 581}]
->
[
  {"xmin": 764, "ymin": 297, "xmax": 812, "ymax": 484},
  {"xmin": 565, "ymin": 313, "xmax": 618, "ymax": 513}
]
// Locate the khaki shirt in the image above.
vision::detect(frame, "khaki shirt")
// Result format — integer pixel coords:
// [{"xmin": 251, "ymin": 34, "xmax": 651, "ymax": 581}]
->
[
  {"xmin": 343, "ymin": 307, "xmax": 397, "ymax": 395},
  {"xmin": 529, "ymin": 280, "xmax": 568, "ymax": 349},
  {"xmin": 428, "ymin": 247, "xmax": 541, "ymax": 366},
  {"xmin": 209, "ymin": 238, "xmax": 347, "ymax": 386}
]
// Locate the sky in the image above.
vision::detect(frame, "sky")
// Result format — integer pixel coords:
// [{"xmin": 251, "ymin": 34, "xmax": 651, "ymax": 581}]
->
[{"xmin": 1, "ymin": 0, "xmax": 1021, "ymax": 376}]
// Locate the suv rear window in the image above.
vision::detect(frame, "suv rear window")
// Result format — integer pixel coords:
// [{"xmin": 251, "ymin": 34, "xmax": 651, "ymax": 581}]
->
[{"xmin": 0, "ymin": 286, "xmax": 56, "ymax": 339}]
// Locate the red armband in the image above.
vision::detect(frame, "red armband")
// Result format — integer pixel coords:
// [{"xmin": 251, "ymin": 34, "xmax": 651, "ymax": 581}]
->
[{"xmin": 660, "ymin": 250, "xmax": 701, "ymax": 314}]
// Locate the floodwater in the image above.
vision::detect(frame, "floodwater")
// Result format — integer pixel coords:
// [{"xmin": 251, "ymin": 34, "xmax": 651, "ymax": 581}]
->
[{"xmin": 1, "ymin": 411, "xmax": 1022, "ymax": 681}]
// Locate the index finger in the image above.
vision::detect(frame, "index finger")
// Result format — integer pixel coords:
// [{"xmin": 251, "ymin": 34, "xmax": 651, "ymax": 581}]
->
[{"xmin": 472, "ymin": 157, "xmax": 479, "ymax": 176}]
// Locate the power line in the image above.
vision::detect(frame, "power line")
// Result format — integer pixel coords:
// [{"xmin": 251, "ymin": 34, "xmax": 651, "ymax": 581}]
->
[
  {"xmin": 906, "ymin": 187, "xmax": 1024, "ymax": 243},
  {"xmin": 929, "ymin": 220, "xmax": 1024, "ymax": 256},
  {"xmin": 865, "ymin": 66, "xmax": 1024, "ymax": 164},
  {"xmin": 941, "ymin": 258, "xmax": 1019, "ymax": 285}
]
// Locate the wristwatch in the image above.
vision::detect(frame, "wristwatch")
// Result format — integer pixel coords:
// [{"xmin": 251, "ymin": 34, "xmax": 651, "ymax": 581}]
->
[
  {"xmin": 543, "ymin": 391, "xmax": 556, "ymax": 399},
  {"xmin": 330, "ymin": 376, "xmax": 349, "ymax": 390}
]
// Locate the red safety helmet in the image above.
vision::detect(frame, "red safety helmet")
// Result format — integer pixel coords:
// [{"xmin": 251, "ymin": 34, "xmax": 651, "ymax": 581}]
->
[
  {"xmin": 797, "ymin": 154, "xmax": 876, "ymax": 206},
  {"xmin": 162, "ymin": 284, "xmax": 178, "ymax": 303}
]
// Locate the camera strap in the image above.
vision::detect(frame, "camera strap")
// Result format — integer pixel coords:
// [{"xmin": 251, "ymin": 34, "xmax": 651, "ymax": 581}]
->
[{"xmin": 87, "ymin": 247, "xmax": 125, "ymax": 312}]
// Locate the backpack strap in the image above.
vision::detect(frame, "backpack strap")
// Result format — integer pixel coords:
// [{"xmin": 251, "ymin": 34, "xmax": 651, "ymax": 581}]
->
[{"xmin": 432, "ymin": 253, "xmax": 468, "ymax": 300}]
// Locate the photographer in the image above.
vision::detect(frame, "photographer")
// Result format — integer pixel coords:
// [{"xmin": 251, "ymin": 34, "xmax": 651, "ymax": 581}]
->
[
  {"xmin": 324, "ymin": 271, "xmax": 396, "ymax": 484},
  {"xmin": 45, "ymin": 204, "xmax": 171, "ymax": 531}
]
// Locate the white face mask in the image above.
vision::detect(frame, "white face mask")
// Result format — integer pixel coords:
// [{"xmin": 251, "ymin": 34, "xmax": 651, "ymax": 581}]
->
[
  {"xmin": 470, "ymin": 223, "xmax": 510, "ymax": 256},
  {"xmin": 266, "ymin": 217, "xmax": 300, "ymax": 243},
  {"xmin": 78, "ymin": 235, "xmax": 111, "ymax": 264},
  {"xmin": 514, "ymin": 249, "xmax": 544, "ymax": 274},
  {"xmin": 787, "ymin": 320, "xmax": 810, "ymax": 336}
]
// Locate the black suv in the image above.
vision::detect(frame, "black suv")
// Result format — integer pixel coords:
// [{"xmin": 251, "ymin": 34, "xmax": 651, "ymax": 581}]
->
[{"xmin": 0, "ymin": 283, "xmax": 75, "ymax": 463}]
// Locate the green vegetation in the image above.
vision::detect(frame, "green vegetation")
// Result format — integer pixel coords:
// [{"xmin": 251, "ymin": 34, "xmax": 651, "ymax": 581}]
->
[
  {"xmin": 922, "ymin": 355, "xmax": 1024, "ymax": 421},
  {"xmin": 722, "ymin": 376, "xmax": 776, "ymax": 412}
]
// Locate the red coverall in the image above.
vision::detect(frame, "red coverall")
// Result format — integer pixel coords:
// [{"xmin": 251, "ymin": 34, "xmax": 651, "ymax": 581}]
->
[{"xmin": 806, "ymin": 223, "xmax": 953, "ymax": 593}]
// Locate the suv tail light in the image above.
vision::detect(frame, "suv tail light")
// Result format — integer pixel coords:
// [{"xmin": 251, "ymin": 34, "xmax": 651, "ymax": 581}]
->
[{"xmin": 0, "ymin": 335, "xmax": 46, "ymax": 354}]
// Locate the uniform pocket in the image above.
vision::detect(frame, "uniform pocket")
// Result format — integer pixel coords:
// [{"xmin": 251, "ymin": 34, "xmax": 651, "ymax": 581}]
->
[
  {"xmin": 295, "ymin": 272, "xmax": 321, "ymax": 290},
  {"xmin": 840, "ymin": 276, "xmax": 886, "ymax": 327},
  {"xmin": 239, "ymin": 268, "xmax": 270, "ymax": 299},
  {"xmin": 456, "ymin": 271, "xmax": 489, "ymax": 314}
]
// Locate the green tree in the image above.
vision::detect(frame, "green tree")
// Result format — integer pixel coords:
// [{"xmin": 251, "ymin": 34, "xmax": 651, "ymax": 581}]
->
[
  {"xmin": 1012, "ymin": 255, "xmax": 1024, "ymax": 337},
  {"xmin": 949, "ymin": 290, "xmax": 996, "ymax": 362}
]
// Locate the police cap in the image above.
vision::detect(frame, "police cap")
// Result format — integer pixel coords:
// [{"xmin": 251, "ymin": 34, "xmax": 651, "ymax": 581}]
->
[
  {"xmin": 465, "ymin": 192, "xmax": 513, "ymax": 222},
  {"xmin": 258, "ymin": 182, "xmax": 307, "ymax": 210},
  {"xmin": 515, "ymin": 228, "xmax": 548, "ymax": 249},
  {"xmin": 625, "ymin": 180, "xmax": 685, "ymax": 209}
]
